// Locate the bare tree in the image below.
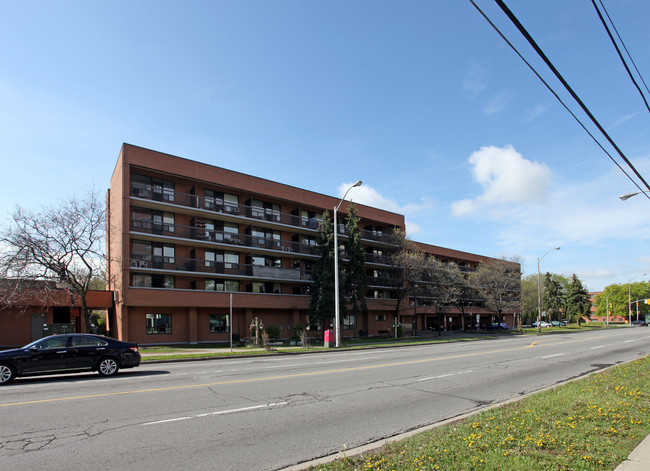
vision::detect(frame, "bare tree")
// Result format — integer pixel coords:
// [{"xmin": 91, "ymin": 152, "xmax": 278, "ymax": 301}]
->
[
  {"xmin": 470, "ymin": 256, "xmax": 522, "ymax": 326},
  {"xmin": 0, "ymin": 189, "xmax": 106, "ymax": 333},
  {"xmin": 384, "ymin": 229, "xmax": 428, "ymax": 338},
  {"xmin": 420, "ymin": 258, "xmax": 462, "ymax": 336}
]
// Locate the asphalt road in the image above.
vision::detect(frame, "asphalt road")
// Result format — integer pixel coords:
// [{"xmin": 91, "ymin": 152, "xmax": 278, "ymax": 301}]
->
[{"xmin": 1, "ymin": 328, "xmax": 649, "ymax": 471}]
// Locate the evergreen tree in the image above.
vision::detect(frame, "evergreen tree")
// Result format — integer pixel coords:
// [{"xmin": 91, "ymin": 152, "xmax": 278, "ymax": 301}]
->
[
  {"xmin": 543, "ymin": 273, "xmax": 565, "ymax": 322},
  {"xmin": 565, "ymin": 274, "xmax": 591, "ymax": 325},
  {"xmin": 309, "ymin": 211, "xmax": 343, "ymax": 329},
  {"xmin": 343, "ymin": 203, "xmax": 368, "ymax": 330}
]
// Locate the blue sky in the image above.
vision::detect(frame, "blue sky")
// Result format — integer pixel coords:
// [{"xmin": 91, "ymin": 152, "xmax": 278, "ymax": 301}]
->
[{"xmin": 2, "ymin": 0, "xmax": 650, "ymax": 291}]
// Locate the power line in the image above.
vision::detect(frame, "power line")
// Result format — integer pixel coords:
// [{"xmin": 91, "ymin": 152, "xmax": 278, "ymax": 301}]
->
[
  {"xmin": 492, "ymin": 0, "xmax": 650, "ymax": 194},
  {"xmin": 596, "ymin": 0, "xmax": 650, "ymax": 100},
  {"xmin": 468, "ymin": 0, "xmax": 649, "ymax": 199},
  {"xmin": 591, "ymin": 0, "xmax": 650, "ymax": 114}
]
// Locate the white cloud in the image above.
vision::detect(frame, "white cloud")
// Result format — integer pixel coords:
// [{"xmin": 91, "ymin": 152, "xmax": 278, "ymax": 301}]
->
[
  {"xmin": 451, "ymin": 145, "xmax": 552, "ymax": 217},
  {"xmin": 338, "ymin": 182, "xmax": 431, "ymax": 238},
  {"xmin": 523, "ymin": 103, "xmax": 551, "ymax": 123},
  {"xmin": 482, "ymin": 89, "xmax": 513, "ymax": 115}
]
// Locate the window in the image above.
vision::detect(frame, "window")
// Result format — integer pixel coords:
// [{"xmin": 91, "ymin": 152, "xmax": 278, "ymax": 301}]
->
[
  {"xmin": 252, "ymin": 281, "xmax": 281, "ymax": 294},
  {"xmin": 131, "ymin": 174, "xmax": 175, "ymax": 202},
  {"xmin": 131, "ymin": 208, "xmax": 175, "ymax": 234},
  {"xmin": 224, "ymin": 193, "xmax": 239, "ymax": 213},
  {"xmin": 343, "ymin": 314, "xmax": 356, "ymax": 330},
  {"xmin": 205, "ymin": 279, "xmax": 240, "ymax": 292},
  {"xmin": 70, "ymin": 336, "xmax": 107, "ymax": 347},
  {"xmin": 250, "ymin": 227, "xmax": 280, "ymax": 249},
  {"xmin": 131, "ymin": 274, "xmax": 175, "ymax": 288},
  {"xmin": 146, "ymin": 313, "xmax": 172, "ymax": 334},
  {"xmin": 375, "ymin": 315, "xmax": 387, "ymax": 321},
  {"xmin": 209, "ymin": 314, "xmax": 230, "ymax": 333}
]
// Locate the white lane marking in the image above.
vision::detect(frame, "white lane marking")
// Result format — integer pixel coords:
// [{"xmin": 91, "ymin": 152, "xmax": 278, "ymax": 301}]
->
[
  {"xmin": 623, "ymin": 340, "xmax": 635, "ymax": 343},
  {"xmin": 141, "ymin": 402, "xmax": 288, "ymax": 426},
  {"xmin": 589, "ymin": 346, "xmax": 605, "ymax": 350},
  {"xmin": 541, "ymin": 353, "xmax": 565, "ymax": 359},
  {"xmin": 417, "ymin": 370, "xmax": 473, "ymax": 382}
]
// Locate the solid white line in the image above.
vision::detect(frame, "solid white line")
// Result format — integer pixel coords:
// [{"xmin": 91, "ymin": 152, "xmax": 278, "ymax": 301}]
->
[
  {"xmin": 541, "ymin": 353, "xmax": 565, "ymax": 359},
  {"xmin": 142, "ymin": 416, "xmax": 192, "ymax": 425},
  {"xmin": 417, "ymin": 370, "xmax": 473, "ymax": 382},
  {"xmin": 141, "ymin": 402, "xmax": 288, "ymax": 426}
]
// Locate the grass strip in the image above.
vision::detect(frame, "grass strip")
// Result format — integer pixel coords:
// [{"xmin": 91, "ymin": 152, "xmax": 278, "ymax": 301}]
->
[{"xmin": 311, "ymin": 356, "xmax": 650, "ymax": 470}]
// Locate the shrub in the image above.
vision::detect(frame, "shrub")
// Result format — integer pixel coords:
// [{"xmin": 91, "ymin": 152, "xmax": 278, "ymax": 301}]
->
[
  {"xmin": 265, "ymin": 324, "xmax": 281, "ymax": 341},
  {"xmin": 291, "ymin": 324, "xmax": 304, "ymax": 340}
]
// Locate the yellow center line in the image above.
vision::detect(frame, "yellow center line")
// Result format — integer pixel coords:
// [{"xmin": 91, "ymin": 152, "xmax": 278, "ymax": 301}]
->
[{"xmin": 0, "ymin": 335, "xmax": 601, "ymax": 408}]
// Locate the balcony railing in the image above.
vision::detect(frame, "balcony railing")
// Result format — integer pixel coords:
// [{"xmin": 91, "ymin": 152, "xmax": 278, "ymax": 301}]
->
[
  {"xmin": 129, "ymin": 253, "xmax": 313, "ymax": 281},
  {"xmin": 131, "ymin": 218, "xmax": 319, "ymax": 256},
  {"xmin": 130, "ymin": 182, "xmax": 397, "ymax": 243},
  {"xmin": 367, "ymin": 276, "xmax": 400, "ymax": 288}
]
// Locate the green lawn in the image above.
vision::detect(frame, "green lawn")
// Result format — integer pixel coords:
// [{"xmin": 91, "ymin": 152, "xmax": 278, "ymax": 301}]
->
[{"xmin": 310, "ymin": 356, "xmax": 650, "ymax": 470}]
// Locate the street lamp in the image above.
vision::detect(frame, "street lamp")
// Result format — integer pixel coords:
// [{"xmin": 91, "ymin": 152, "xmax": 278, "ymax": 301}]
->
[
  {"xmin": 334, "ymin": 180, "xmax": 362, "ymax": 348},
  {"xmin": 628, "ymin": 273, "xmax": 646, "ymax": 326},
  {"xmin": 620, "ymin": 191, "xmax": 650, "ymax": 201},
  {"xmin": 537, "ymin": 247, "xmax": 560, "ymax": 333}
]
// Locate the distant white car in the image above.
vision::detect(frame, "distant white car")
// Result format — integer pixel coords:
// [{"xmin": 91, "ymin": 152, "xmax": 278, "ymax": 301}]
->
[{"xmin": 532, "ymin": 321, "xmax": 552, "ymax": 328}]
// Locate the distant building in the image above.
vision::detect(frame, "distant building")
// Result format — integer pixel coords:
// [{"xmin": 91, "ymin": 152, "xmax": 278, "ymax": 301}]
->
[{"xmin": 106, "ymin": 144, "xmax": 519, "ymax": 345}]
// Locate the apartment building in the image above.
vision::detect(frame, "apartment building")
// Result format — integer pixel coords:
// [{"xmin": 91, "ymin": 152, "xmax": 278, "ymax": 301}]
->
[{"xmin": 107, "ymin": 144, "xmax": 513, "ymax": 345}]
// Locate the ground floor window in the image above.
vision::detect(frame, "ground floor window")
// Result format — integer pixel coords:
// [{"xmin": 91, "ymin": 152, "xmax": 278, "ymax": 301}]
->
[
  {"xmin": 209, "ymin": 314, "xmax": 230, "ymax": 333},
  {"xmin": 343, "ymin": 314, "xmax": 356, "ymax": 330},
  {"xmin": 146, "ymin": 313, "xmax": 172, "ymax": 334}
]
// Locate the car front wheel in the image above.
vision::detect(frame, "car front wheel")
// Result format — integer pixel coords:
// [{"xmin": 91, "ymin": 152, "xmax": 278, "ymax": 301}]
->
[
  {"xmin": 97, "ymin": 357, "xmax": 120, "ymax": 377},
  {"xmin": 0, "ymin": 363, "xmax": 16, "ymax": 385}
]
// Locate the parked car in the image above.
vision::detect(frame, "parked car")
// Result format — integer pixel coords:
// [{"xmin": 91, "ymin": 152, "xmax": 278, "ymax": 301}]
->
[
  {"xmin": 532, "ymin": 321, "xmax": 552, "ymax": 328},
  {"xmin": 551, "ymin": 321, "xmax": 567, "ymax": 327},
  {"xmin": 0, "ymin": 334, "xmax": 141, "ymax": 385},
  {"xmin": 485, "ymin": 323, "xmax": 508, "ymax": 330},
  {"xmin": 631, "ymin": 320, "xmax": 648, "ymax": 327}
]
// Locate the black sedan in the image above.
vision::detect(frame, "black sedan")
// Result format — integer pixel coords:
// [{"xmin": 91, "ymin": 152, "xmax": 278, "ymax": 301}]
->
[{"xmin": 0, "ymin": 334, "xmax": 141, "ymax": 385}]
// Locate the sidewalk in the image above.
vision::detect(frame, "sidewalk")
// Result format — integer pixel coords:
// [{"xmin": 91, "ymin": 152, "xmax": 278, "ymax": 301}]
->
[{"xmin": 615, "ymin": 434, "xmax": 650, "ymax": 470}]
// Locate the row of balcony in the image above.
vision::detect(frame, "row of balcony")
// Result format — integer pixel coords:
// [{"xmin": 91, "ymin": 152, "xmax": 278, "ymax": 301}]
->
[
  {"xmin": 131, "ymin": 181, "xmax": 395, "ymax": 243},
  {"xmin": 129, "ymin": 254, "xmax": 398, "ymax": 287},
  {"xmin": 131, "ymin": 218, "xmax": 390, "ymax": 265}
]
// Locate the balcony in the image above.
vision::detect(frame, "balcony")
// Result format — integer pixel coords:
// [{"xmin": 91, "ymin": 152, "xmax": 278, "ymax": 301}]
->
[
  {"xmin": 130, "ymin": 182, "xmax": 398, "ymax": 243},
  {"xmin": 367, "ymin": 276, "xmax": 400, "ymax": 288},
  {"xmin": 129, "ymin": 253, "xmax": 313, "ymax": 281},
  {"xmin": 130, "ymin": 218, "xmax": 319, "ymax": 256}
]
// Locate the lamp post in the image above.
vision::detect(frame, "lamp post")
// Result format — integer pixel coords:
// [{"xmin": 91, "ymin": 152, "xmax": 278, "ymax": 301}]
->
[
  {"xmin": 620, "ymin": 191, "xmax": 650, "ymax": 201},
  {"xmin": 537, "ymin": 247, "xmax": 560, "ymax": 333},
  {"xmin": 628, "ymin": 273, "xmax": 646, "ymax": 326},
  {"xmin": 333, "ymin": 180, "xmax": 362, "ymax": 348}
]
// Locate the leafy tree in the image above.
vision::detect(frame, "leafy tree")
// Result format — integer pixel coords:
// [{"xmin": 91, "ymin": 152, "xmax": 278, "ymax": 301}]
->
[
  {"xmin": 309, "ymin": 210, "xmax": 344, "ymax": 328},
  {"xmin": 594, "ymin": 282, "xmax": 650, "ymax": 321},
  {"xmin": 520, "ymin": 274, "xmax": 539, "ymax": 325},
  {"xmin": 470, "ymin": 256, "xmax": 522, "ymax": 325},
  {"xmin": 0, "ymin": 189, "xmax": 106, "ymax": 333},
  {"xmin": 343, "ymin": 203, "xmax": 368, "ymax": 330},
  {"xmin": 565, "ymin": 274, "xmax": 591, "ymax": 325}
]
